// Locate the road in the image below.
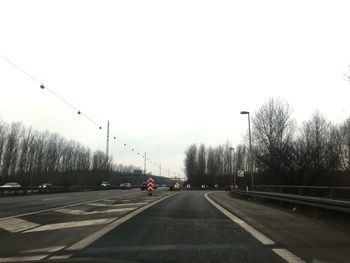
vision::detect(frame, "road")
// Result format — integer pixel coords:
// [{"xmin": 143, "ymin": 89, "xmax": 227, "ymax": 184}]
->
[{"xmin": 0, "ymin": 190, "xmax": 349, "ymax": 262}]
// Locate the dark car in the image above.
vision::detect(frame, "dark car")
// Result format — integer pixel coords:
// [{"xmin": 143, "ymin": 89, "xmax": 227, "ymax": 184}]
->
[
  {"xmin": 100, "ymin": 181, "xmax": 110, "ymax": 188},
  {"xmin": 120, "ymin": 182, "xmax": 132, "ymax": 190},
  {"xmin": 39, "ymin": 183, "xmax": 52, "ymax": 189},
  {"xmin": 140, "ymin": 182, "xmax": 147, "ymax": 190}
]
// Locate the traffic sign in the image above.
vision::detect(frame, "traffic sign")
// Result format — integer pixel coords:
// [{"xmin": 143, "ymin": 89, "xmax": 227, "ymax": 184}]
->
[
  {"xmin": 175, "ymin": 183, "xmax": 180, "ymax": 190},
  {"xmin": 147, "ymin": 177, "xmax": 154, "ymax": 194},
  {"xmin": 237, "ymin": 171, "xmax": 244, "ymax": 177}
]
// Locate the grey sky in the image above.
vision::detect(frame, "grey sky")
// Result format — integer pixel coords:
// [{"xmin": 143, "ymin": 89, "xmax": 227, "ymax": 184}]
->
[{"xmin": 1, "ymin": 0, "xmax": 350, "ymax": 178}]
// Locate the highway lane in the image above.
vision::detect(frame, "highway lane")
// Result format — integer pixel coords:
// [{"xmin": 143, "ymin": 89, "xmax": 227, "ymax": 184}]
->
[
  {"xmin": 1, "ymin": 190, "xmax": 348, "ymax": 262},
  {"xmin": 0, "ymin": 189, "xmax": 148, "ymax": 219},
  {"xmin": 73, "ymin": 191, "xmax": 285, "ymax": 263},
  {"xmin": 0, "ymin": 189, "xmax": 171, "ymax": 261}
]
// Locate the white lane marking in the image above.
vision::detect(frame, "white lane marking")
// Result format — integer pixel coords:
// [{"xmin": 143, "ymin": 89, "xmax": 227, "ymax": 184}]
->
[
  {"xmin": 0, "ymin": 194, "xmax": 138, "ymax": 221},
  {"xmin": 42, "ymin": 197, "xmax": 68, "ymax": 201},
  {"xmin": 48, "ymin": 254, "xmax": 73, "ymax": 260},
  {"xmin": 0, "ymin": 218, "xmax": 39, "ymax": 233},
  {"xmin": 54, "ymin": 208, "xmax": 85, "ymax": 215},
  {"xmin": 24, "ymin": 218, "xmax": 115, "ymax": 233},
  {"xmin": 272, "ymin": 249, "xmax": 306, "ymax": 263},
  {"xmin": 23, "ymin": 246, "xmax": 65, "ymax": 253},
  {"xmin": 84, "ymin": 207, "xmax": 136, "ymax": 215},
  {"xmin": 205, "ymin": 193, "xmax": 274, "ymax": 245},
  {"xmin": 0, "ymin": 255, "xmax": 47, "ymax": 262},
  {"xmin": 88, "ymin": 202, "xmax": 147, "ymax": 207},
  {"xmin": 205, "ymin": 193, "xmax": 306, "ymax": 263},
  {"xmin": 67, "ymin": 194, "xmax": 173, "ymax": 251}
]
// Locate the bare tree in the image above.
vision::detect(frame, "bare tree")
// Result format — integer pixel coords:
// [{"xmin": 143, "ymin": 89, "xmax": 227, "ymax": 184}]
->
[
  {"xmin": 252, "ymin": 98, "xmax": 295, "ymax": 183},
  {"xmin": 2, "ymin": 122, "xmax": 23, "ymax": 177},
  {"xmin": 184, "ymin": 144, "xmax": 198, "ymax": 186}
]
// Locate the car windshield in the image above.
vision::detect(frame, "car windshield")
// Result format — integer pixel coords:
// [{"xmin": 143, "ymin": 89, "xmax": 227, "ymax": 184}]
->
[{"xmin": 1, "ymin": 1, "xmax": 350, "ymax": 263}]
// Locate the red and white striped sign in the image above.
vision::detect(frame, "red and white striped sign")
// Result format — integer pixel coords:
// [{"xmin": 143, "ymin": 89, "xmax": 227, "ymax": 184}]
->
[{"xmin": 147, "ymin": 177, "xmax": 154, "ymax": 192}]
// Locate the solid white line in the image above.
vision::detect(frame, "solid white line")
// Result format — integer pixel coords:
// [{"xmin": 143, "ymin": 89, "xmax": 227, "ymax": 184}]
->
[
  {"xmin": 0, "ymin": 255, "xmax": 47, "ymax": 262},
  {"xmin": 205, "ymin": 193, "xmax": 274, "ymax": 245},
  {"xmin": 66, "ymin": 194, "xmax": 173, "ymax": 251},
  {"xmin": 42, "ymin": 197, "xmax": 68, "ymax": 201},
  {"xmin": 272, "ymin": 248, "xmax": 306, "ymax": 263},
  {"xmin": 24, "ymin": 218, "xmax": 115, "ymax": 233},
  {"xmin": 0, "ymin": 218, "xmax": 39, "ymax": 233},
  {"xmin": 0, "ymin": 195, "xmax": 135, "ymax": 221},
  {"xmin": 205, "ymin": 193, "xmax": 306, "ymax": 263},
  {"xmin": 23, "ymin": 246, "xmax": 65, "ymax": 253}
]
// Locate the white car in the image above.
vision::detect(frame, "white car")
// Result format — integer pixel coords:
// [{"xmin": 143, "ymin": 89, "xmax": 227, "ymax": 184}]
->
[{"xmin": 0, "ymin": 182, "xmax": 21, "ymax": 188}]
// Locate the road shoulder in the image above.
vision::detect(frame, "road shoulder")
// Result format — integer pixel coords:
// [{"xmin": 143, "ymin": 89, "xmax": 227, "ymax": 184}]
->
[{"xmin": 209, "ymin": 191, "xmax": 350, "ymax": 263}]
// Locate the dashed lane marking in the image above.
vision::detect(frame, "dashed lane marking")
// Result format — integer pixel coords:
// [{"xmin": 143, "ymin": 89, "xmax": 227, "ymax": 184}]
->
[
  {"xmin": 88, "ymin": 202, "xmax": 148, "ymax": 207},
  {"xmin": 205, "ymin": 193, "xmax": 306, "ymax": 263},
  {"xmin": 42, "ymin": 197, "xmax": 68, "ymax": 201},
  {"xmin": 0, "ymin": 218, "xmax": 39, "ymax": 233},
  {"xmin": 84, "ymin": 207, "xmax": 135, "ymax": 215},
  {"xmin": 0, "ymin": 255, "xmax": 47, "ymax": 262},
  {"xmin": 22, "ymin": 246, "xmax": 65, "ymax": 253},
  {"xmin": 272, "ymin": 249, "xmax": 306, "ymax": 263},
  {"xmin": 67, "ymin": 194, "xmax": 174, "ymax": 251},
  {"xmin": 54, "ymin": 208, "xmax": 85, "ymax": 215},
  {"xmin": 23, "ymin": 218, "xmax": 115, "ymax": 233},
  {"xmin": 48, "ymin": 254, "xmax": 73, "ymax": 260}
]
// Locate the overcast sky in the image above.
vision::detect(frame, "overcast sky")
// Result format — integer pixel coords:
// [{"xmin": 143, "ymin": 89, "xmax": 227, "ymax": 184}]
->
[{"xmin": 1, "ymin": 0, "xmax": 350, "ymax": 178}]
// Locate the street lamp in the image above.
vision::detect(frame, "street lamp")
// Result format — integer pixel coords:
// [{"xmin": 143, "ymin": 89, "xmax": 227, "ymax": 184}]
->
[
  {"xmin": 229, "ymin": 147, "xmax": 236, "ymax": 188},
  {"xmin": 240, "ymin": 111, "xmax": 254, "ymax": 190}
]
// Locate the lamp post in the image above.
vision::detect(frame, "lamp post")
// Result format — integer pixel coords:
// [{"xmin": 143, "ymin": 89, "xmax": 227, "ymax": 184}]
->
[
  {"xmin": 230, "ymin": 147, "xmax": 235, "ymax": 188},
  {"xmin": 240, "ymin": 111, "xmax": 253, "ymax": 190}
]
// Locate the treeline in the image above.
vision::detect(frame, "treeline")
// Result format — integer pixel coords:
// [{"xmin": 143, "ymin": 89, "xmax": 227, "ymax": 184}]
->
[
  {"xmin": 184, "ymin": 98, "xmax": 350, "ymax": 187},
  {"xmin": 0, "ymin": 119, "xmax": 140, "ymax": 186}
]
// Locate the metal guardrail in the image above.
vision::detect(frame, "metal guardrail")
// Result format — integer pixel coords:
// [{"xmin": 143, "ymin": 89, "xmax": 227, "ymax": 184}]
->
[
  {"xmin": 0, "ymin": 185, "xmax": 131, "ymax": 196},
  {"xmin": 253, "ymin": 185, "xmax": 350, "ymax": 200},
  {"xmin": 232, "ymin": 189, "xmax": 350, "ymax": 213}
]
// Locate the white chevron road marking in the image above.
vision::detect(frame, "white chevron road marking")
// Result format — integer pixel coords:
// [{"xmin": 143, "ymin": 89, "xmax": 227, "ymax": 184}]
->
[
  {"xmin": 0, "ymin": 218, "xmax": 39, "ymax": 233},
  {"xmin": 23, "ymin": 218, "xmax": 115, "ymax": 233}
]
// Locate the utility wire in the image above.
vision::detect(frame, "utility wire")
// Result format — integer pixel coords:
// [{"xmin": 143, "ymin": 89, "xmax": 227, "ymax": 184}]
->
[{"xmin": 0, "ymin": 53, "xmax": 179, "ymax": 176}]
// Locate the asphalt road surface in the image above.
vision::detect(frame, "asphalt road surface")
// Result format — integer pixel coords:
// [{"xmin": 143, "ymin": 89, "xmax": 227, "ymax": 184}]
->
[{"xmin": 1, "ymin": 190, "xmax": 349, "ymax": 263}]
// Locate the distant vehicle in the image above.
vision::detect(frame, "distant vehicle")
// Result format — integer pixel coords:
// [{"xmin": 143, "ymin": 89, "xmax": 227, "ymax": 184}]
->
[
  {"xmin": 200, "ymin": 185, "xmax": 208, "ymax": 190},
  {"xmin": 39, "ymin": 183, "xmax": 52, "ymax": 189},
  {"xmin": 225, "ymin": 185, "xmax": 233, "ymax": 191},
  {"xmin": 186, "ymin": 184, "xmax": 191, "ymax": 190},
  {"xmin": 140, "ymin": 182, "xmax": 147, "ymax": 190},
  {"xmin": 100, "ymin": 181, "xmax": 110, "ymax": 187},
  {"xmin": 120, "ymin": 182, "xmax": 132, "ymax": 189},
  {"xmin": 154, "ymin": 184, "xmax": 158, "ymax": 189},
  {"xmin": 0, "ymin": 182, "xmax": 21, "ymax": 188}
]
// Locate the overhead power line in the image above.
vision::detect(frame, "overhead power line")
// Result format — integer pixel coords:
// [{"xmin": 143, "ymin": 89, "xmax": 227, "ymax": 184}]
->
[{"xmin": 0, "ymin": 53, "xmax": 181, "ymax": 177}]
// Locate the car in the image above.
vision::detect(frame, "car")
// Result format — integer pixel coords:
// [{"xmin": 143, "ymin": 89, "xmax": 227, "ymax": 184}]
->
[
  {"xmin": 200, "ymin": 184, "xmax": 208, "ymax": 190},
  {"xmin": 100, "ymin": 181, "xmax": 110, "ymax": 187},
  {"xmin": 0, "ymin": 182, "xmax": 21, "ymax": 188},
  {"xmin": 225, "ymin": 185, "xmax": 233, "ymax": 191},
  {"xmin": 120, "ymin": 182, "xmax": 132, "ymax": 189},
  {"xmin": 38, "ymin": 183, "xmax": 52, "ymax": 189},
  {"xmin": 140, "ymin": 182, "xmax": 147, "ymax": 190}
]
